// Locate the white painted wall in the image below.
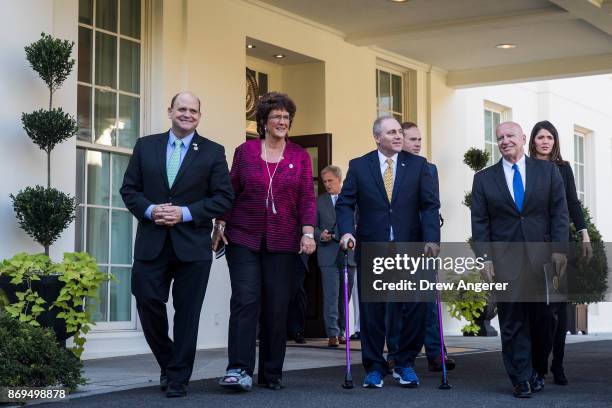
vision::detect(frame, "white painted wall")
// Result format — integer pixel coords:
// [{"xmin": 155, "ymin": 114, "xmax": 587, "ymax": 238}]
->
[{"xmin": 1, "ymin": 0, "xmax": 610, "ymax": 359}]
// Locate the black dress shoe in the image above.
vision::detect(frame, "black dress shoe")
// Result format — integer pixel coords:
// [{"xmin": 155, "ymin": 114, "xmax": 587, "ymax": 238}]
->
[
  {"xmin": 349, "ymin": 332, "xmax": 360, "ymax": 340},
  {"xmin": 552, "ymin": 368, "xmax": 568, "ymax": 385},
  {"xmin": 293, "ymin": 332, "xmax": 306, "ymax": 344},
  {"xmin": 513, "ymin": 381, "xmax": 532, "ymax": 398},
  {"xmin": 166, "ymin": 383, "xmax": 187, "ymax": 398},
  {"xmin": 530, "ymin": 371, "xmax": 545, "ymax": 392},
  {"xmin": 266, "ymin": 379, "xmax": 284, "ymax": 390},
  {"xmin": 428, "ymin": 356, "xmax": 456, "ymax": 372},
  {"xmin": 160, "ymin": 374, "xmax": 168, "ymax": 391}
]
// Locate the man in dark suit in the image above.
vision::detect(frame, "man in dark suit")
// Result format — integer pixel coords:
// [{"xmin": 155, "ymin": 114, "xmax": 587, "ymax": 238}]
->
[
  {"xmin": 315, "ymin": 165, "xmax": 356, "ymax": 347},
  {"xmin": 384, "ymin": 122, "xmax": 455, "ymax": 372},
  {"xmin": 471, "ymin": 121, "xmax": 568, "ymax": 398},
  {"xmin": 336, "ymin": 116, "xmax": 440, "ymax": 389},
  {"xmin": 120, "ymin": 92, "xmax": 234, "ymax": 398}
]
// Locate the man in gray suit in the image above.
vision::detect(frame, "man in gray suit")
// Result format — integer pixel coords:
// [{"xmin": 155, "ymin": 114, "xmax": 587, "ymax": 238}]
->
[{"xmin": 315, "ymin": 165, "xmax": 356, "ymax": 347}]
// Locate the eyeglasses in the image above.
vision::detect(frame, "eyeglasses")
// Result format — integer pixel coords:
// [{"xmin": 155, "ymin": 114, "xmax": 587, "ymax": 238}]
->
[{"xmin": 268, "ymin": 114, "xmax": 291, "ymax": 122}]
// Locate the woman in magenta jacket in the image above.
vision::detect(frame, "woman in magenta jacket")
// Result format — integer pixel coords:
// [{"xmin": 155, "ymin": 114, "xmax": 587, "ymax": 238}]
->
[{"xmin": 214, "ymin": 92, "xmax": 316, "ymax": 391}]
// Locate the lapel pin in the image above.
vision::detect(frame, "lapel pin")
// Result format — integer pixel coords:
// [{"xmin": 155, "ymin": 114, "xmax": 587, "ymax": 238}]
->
[
  {"xmin": 289, "ymin": 163, "xmax": 294, "ymax": 169},
  {"xmin": 193, "ymin": 143, "xmax": 198, "ymax": 151},
  {"xmin": 401, "ymin": 162, "xmax": 405, "ymax": 167}
]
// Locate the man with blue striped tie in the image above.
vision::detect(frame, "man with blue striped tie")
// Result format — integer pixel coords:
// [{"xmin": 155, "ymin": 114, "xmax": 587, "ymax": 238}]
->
[{"xmin": 470, "ymin": 121, "xmax": 568, "ymax": 398}]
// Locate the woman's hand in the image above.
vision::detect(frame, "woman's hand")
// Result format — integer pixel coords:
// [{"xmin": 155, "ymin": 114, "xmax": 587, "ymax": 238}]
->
[
  {"xmin": 581, "ymin": 230, "xmax": 593, "ymax": 262},
  {"xmin": 212, "ymin": 222, "xmax": 228, "ymax": 251},
  {"xmin": 299, "ymin": 234, "xmax": 316, "ymax": 255}
]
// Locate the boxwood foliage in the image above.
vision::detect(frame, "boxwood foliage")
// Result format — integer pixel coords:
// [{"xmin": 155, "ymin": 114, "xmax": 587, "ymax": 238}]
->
[{"xmin": 0, "ymin": 314, "xmax": 84, "ymax": 390}]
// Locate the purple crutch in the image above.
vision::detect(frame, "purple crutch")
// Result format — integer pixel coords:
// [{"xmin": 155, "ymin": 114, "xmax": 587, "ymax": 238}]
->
[
  {"xmin": 342, "ymin": 239, "xmax": 355, "ymax": 389},
  {"xmin": 434, "ymin": 268, "xmax": 452, "ymax": 389}
]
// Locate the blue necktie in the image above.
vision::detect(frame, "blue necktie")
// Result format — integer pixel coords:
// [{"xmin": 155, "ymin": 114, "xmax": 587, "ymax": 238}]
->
[{"xmin": 512, "ymin": 163, "xmax": 524, "ymax": 212}]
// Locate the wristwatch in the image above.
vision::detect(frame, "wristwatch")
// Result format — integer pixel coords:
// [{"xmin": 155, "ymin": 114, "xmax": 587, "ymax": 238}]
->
[{"xmin": 302, "ymin": 233, "xmax": 314, "ymax": 239}]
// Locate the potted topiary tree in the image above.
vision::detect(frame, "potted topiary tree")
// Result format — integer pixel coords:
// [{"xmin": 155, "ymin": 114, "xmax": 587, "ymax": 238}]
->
[
  {"xmin": 0, "ymin": 33, "xmax": 109, "ymax": 359},
  {"xmin": 446, "ymin": 147, "xmax": 498, "ymax": 336}
]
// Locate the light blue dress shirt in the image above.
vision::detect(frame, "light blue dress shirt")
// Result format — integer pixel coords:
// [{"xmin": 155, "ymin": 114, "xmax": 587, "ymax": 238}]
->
[{"xmin": 144, "ymin": 130, "xmax": 194, "ymax": 222}]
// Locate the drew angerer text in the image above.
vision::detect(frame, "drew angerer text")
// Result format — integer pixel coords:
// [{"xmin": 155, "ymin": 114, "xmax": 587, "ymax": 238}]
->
[{"xmin": 372, "ymin": 279, "xmax": 508, "ymax": 292}]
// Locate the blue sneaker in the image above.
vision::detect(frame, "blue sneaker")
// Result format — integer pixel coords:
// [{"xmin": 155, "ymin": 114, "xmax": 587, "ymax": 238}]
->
[
  {"xmin": 219, "ymin": 368, "xmax": 252, "ymax": 391},
  {"xmin": 362, "ymin": 370, "xmax": 384, "ymax": 388},
  {"xmin": 393, "ymin": 366, "xmax": 419, "ymax": 388}
]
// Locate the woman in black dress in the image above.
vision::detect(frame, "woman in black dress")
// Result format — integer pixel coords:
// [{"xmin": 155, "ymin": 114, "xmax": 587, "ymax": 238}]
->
[{"xmin": 529, "ymin": 120, "xmax": 593, "ymax": 386}]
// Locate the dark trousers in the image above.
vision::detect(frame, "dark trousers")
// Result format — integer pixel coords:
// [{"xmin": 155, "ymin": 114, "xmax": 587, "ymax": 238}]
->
[
  {"xmin": 383, "ymin": 302, "xmax": 427, "ymax": 369},
  {"xmin": 132, "ymin": 238, "xmax": 211, "ymax": 386},
  {"xmin": 530, "ymin": 302, "xmax": 559, "ymax": 376},
  {"xmin": 226, "ymin": 244, "xmax": 295, "ymax": 382},
  {"xmin": 551, "ymin": 302, "xmax": 568, "ymax": 372},
  {"xmin": 287, "ymin": 255, "xmax": 307, "ymax": 336}
]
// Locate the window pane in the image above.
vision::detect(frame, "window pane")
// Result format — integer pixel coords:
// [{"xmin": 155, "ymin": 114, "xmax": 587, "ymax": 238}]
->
[
  {"xmin": 87, "ymin": 150, "xmax": 110, "ymax": 205},
  {"xmin": 112, "ymin": 153, "xmax": 130, "ymax": 207},
  {"xmin": 90, "ymin": 278, "xmax": 109, "ymax": 322},
  {"xmin": 110, "ymin": 266, "xmax": 132, "ymax": 321},
  {"xmin": 111, "ymin": 210, "xmax": 132, "ymax": 264},
  {"xmin": 118, "ymin": 95, "xmax": 139, "ymax": 149},
  {"xmin": 493, "ymin": 112, "xmax": 501, "ymax": 129},
  {"xmin": 120, "ymin": 0, "xmax": 141, "ymax": 39},
  {"xmin": 79, "ymin": 0, "xmax": 93, "ymax": 24},
  {"xmin": 485, "ymin": 143, "xmax": 493, "ymax": 165},
  {"xmin": 94, "ymin": 89, "xmax": 117, "ymax": 146},
  {"xmin": 119, "ymin": 40, "xmax": 140, "ymax": 93},
  {"xmin": 391, "ymin": 74, "xmax": 402, "ymax": 113},
  {"xmin": 78, "ymin": 27, "xmax": 92, "ymax": 83},
  {"xmin": 378, "ymin": 70, "xmax": 390, "ymax": 111},
  {"xmin": 484, "ymin": 110, "xmax": 492, "ymax": 142},
  {"xmin": 95, "ymin": 32, "xmax": 117, "ymax": 88},
  {"xmin": 96, "ymin": 0, "xmax": 118, "ymax": 32},
  {"xmin": 578, "ymin": 137, "xmax": 584, "ymax": 162},
  {"xmin": 76, "ymin": 148, "xmax": 85, "ymax": 204},
  {"xmin": 86, "ymin": 208, "xmax": 109, "ymax": 263},
  {"xmin": 77, "ymin": 85, "xmax": 92, "ymax": 141},
  {"xmin": 75, "ymin": 205, "xmax": 84, "ymax": 252}
]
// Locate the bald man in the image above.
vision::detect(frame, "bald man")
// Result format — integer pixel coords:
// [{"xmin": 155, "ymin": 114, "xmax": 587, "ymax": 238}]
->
[
  {"xmin": 121, "ymin": 92, "xmax": 234, "ymax": 397},
  {"xmin": 470, "ymin": 121, "xmax": 568, "ymax": 398}
]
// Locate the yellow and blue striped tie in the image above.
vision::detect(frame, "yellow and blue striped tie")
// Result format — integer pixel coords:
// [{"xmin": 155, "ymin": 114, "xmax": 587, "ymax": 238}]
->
[{"xmin": 167, "ymin": 139, "xmax": 182, "ymax": 186}]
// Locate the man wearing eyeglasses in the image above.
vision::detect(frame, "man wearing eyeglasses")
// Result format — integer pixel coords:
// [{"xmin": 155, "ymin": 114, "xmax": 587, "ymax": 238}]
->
[{"xmin": 336, "ymin": 116, "xmax": 440, "ymax": 389}]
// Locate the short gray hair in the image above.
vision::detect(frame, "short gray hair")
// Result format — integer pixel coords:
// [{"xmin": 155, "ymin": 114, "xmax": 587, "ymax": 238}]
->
[
  {"xmin": 373, "ymin": 115, "xmax": 395, "ymax": 136},
  {"xmin": 321, "ymin": 165, "xmax": 342, "ymax": 179}
]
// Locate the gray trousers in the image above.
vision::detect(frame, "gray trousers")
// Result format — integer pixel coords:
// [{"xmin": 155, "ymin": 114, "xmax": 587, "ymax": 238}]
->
[{"xmin": 320, "ymin": 256, "xmax": 355, "ymax": 337}]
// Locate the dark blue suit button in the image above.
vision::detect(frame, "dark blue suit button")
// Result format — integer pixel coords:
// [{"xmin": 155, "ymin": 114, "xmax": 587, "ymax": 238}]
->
[
  {"xmin": 389, "ymin": 209, "xmax": 393, "ymax": 213},
  {"xmin": 169, "ymin": 196, "xmax": 173, "ymax": 200},
  {"xmin": 520, "ymin": 216, "xmax": 524, "ymax": 220}
]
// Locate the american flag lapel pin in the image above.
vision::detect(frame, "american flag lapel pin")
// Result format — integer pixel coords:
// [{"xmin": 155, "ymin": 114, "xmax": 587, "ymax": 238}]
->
[{"xmin": 193, "ymin": 143, "xmax": 198, "ymax": 151}]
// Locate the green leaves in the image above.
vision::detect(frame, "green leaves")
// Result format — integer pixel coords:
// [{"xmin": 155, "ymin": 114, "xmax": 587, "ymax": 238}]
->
[
  {"xmin": 21, "ymin": 108, "xmax": 77, "ymax": 154},
  {"xmin": 0, "ymin": 314, "xmax": 85, "ymax": 390},
  {"xmin": 10, "ymin": 186, "xmax": 77, "ymax": 250},
  {"xmin": 24, "ymin": 33, "xmax": 75, "ymax": 94},
  {"xmin": 0, "ymin": 252, "xmax": 111, "ymax": 358},
  {"xmin": 463, "ymin": 148, "xmax": 489, "ymax": 172}
]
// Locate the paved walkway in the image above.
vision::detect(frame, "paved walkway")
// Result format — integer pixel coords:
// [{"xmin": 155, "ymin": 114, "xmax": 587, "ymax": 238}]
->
[{"xmin": 75, "ymin": 332, "xmax": 612, "ymax": 399}]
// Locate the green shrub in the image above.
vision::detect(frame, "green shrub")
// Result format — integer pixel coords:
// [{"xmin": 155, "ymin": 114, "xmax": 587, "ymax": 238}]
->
[
  {"xmin": 463, "ymin": 147, "xmax": 489, "ymax": 172},
  {"xmin": 21, "ymin": 108, "xmax": 77, "ymax": 154},
  {"xmin": 10, "ymin": 186, "xmax": 77, "ymax": 255},
  {"xmin": 0, "ymin": 314, "xmax": 85, "ymax": 391}
]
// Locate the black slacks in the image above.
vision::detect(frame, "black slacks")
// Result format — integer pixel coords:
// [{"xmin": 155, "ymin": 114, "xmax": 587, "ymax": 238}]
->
[
  {"xmin": 225, "ymin": 244, "xmax": 295, "ymax": 382},
  {"xmin": 287, "ymin": 255, "xmax": 308, "ymax": 336},
  {"xmin": 132, "ymin": 237, "xmax": 211, "ymax": 386}
]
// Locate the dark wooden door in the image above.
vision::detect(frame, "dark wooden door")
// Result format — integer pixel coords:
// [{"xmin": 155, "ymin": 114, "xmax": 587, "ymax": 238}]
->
[{"xmin": 290, "ymin": 133, "xmax": 331, "ymax": 338}]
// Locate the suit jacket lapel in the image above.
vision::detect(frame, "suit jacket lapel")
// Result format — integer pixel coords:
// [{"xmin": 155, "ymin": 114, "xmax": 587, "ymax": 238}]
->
[
  {"xmin": 391, "ymin": 153, "xmax": 408, "ymax": 205},
  {"xmin": 523, "ymin": 156, "xmax": 537, "ymax": 210},
  {"xmin": 170, "ymin": 132, "xmax": 201, "ymax": 192},
  {"xmin": 367, "ymin": 151, "xmax": 388, "ymax": 202},
  {"xmin": 157, "ymin": 132, "xmax": 170, "ymax": 191},
  {"xmin": 493, "ymin": 160, "xmax": 518, "ymax": 213}
]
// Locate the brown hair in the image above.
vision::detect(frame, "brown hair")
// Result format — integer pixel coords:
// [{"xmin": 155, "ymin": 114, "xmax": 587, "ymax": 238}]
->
[
  {"xmin": 255, "ymin": 92, "xmax": 297, "ymax": 139},
  {"xmin": 401, "ymin": 121, "xmax": 418, "ymax": 131},
  {"xmin": 529, "ymin": 120, "xmax": 565, "ymax": 165}
]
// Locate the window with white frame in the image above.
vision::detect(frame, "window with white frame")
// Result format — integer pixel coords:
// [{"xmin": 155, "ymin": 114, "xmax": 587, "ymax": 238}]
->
[
  {"xmin": 574, "ymin": 129, "xmax": 586, "ymax": 203},
  {"xmin": 376, "ymin": 68, "xmax": 403, "ymax": 122},
  {"xmin": 484, "ymin": 102, "xmax": 511, "ymax": 166},
  {"xmin": 76, "ymin": 0, "xmax": 142, "ymax": 326}
]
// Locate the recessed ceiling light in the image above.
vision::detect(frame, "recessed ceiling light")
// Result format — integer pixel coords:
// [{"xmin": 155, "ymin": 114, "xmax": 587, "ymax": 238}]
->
[
  {"xmin": 273, "ymin": 54, "xmax": 286, "ymax": 59},
  {"xmin": 247, "ymin": 44, "xmax": 256, "ymax": 49},
  {"xmin": 496, "ymin": 43, "xmax": 517, "ymax": 49}
]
